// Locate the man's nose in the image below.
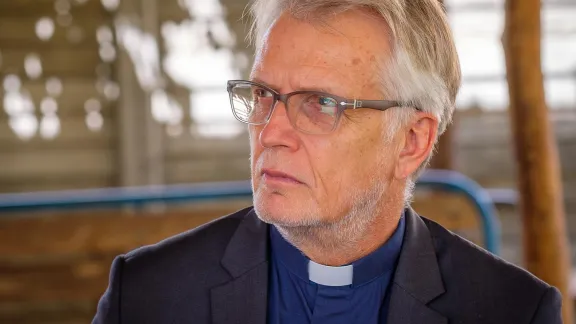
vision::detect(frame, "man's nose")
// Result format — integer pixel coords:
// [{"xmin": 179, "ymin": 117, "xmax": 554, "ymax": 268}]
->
[{"xmin": 258, "ymin": 100, "xmax": 299, "ymax": 149}]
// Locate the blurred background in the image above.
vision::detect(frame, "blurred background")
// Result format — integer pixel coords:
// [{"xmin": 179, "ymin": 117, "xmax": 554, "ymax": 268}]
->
[{"xmin": 0, "ymin": 0, "xmax": 575, "ymax": 323}]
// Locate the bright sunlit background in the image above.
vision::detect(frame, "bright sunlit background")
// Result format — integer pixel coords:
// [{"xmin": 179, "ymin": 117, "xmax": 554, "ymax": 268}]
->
[
  {"xmin": 0, "ymin": 1, "xmax": 575, "ymax": 323},
  {"xmin": 2, "ymin": 0, "xmax": 574, "ymax": 143}
]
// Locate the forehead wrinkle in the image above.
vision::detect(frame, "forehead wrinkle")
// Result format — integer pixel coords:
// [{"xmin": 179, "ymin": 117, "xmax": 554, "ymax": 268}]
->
[
  {"xmin": 293, "ymin": 63, "xmax": 356, "ymax": 96},
  {"xmin": 296, "ymin": 46, "xmax": 363, "ymax": 96},
  {"xmin": 261, "ymin": 49, "xmax": 376, "ymax": 99}
]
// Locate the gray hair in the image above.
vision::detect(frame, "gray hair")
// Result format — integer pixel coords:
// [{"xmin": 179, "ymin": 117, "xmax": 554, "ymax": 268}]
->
[{"xmin": 248, "ymin": 0, "xmax": 461, "ymax": 198}]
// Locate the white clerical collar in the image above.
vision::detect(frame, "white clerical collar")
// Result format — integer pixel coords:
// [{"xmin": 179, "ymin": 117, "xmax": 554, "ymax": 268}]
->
[{"xmin": 308, "ymin": 260, "xmax": 354, "ymax": 286}]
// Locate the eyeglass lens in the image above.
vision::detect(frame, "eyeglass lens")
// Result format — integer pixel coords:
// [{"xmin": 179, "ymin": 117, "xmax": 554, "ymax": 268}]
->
[{"xmin": 230, "ymin": 83, "xmax": 340, "ymax": 134}]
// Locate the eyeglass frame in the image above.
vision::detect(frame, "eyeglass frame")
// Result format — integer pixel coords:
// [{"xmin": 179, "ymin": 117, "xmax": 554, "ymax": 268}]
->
[{"xmin": 227, "ymin": 79, "xmax": 411, "ymax": 134}]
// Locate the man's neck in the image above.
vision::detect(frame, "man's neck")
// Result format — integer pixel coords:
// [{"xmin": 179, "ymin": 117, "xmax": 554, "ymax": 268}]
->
[{"xmin": 275, "ymin": 203, "xmax": 404, "ymax": 266}]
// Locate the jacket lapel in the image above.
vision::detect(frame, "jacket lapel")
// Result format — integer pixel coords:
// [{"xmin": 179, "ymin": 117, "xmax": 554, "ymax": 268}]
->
[
  {"xmin": 211, "ymin": 209, "xmax": 270, "ymax": 324},
  {"xmin": 387, "ymin": 208, "xmax": 447, "ymax": 324},
  {"xmin": 387, "ymin": 284, "xmax": 447, "ymax": 324}
]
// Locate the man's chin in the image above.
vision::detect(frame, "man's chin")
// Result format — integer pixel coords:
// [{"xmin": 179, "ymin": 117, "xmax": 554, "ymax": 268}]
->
[
  {"xmin": 252, "ymin": 189, "xmax": 323, "ymax": 225},
  {"xmin": 253, "ymin": 202, "xmax": 322, "ymax": 228},
  {"xmin": 253, "ymin": 204, "xmax": 292, "ymax": 225}
]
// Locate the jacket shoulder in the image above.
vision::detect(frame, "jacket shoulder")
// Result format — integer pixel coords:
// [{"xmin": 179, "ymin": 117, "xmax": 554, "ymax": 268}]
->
[
  {"xmin": 124, "ymin": 206, "xmax": 253, "ymax": 265},
  {"xmin": 95, "ymin": 207, "xmax": 257, "ymax": 323},
  {"xmin": 124, "ymin": 207, "xmax": 252, "ymax": 261},
  {"xmin": 119, "ymin": 207, "xmax": 255, "ymax": 306},
  {"xmin": 421, "ymin": 216, "xmax": 556, "ymax": 323}
]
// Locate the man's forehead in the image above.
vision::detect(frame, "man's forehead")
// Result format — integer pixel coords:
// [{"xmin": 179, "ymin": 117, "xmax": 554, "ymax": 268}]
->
[
  {"xmin": 251, "ymin": 46, "xmax": 380, "ymax": 97},
  {"xmin": 262, "ymin": 16, "xmax": 362, "ymax": 61},
  {"xmin": 250, "ymin": 10, "xmax": 390, "ymax": 97},
  {"xmin": 251, "ymin": 55, "xmax": 361, "ymax": 97}
]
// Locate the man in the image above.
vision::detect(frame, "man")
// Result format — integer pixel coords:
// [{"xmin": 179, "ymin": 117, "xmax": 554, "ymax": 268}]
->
[{"xmin": 93, "ymin": 0, "xmax": 562, "ymax": 323}]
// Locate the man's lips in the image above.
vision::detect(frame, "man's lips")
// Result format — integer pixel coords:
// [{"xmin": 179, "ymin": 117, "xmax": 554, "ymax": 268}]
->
[{"xmin": 261, "ymin": 169, "xmax": 304, "ymax": 184}]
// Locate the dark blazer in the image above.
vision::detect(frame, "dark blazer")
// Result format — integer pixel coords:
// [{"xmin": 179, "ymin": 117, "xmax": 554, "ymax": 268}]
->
[{"xmin": 93, "ymin": 207, "xmax": 562, "ymax": 324}]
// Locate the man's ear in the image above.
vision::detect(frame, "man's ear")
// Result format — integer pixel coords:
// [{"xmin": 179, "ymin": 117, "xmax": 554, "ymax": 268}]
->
[{"xmin": 394, "ymin": 112, "xmax": 438, "ymax": 179}]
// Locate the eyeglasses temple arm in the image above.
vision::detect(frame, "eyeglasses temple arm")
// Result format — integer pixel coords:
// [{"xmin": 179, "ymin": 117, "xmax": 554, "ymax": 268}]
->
[{"xmin": 352, "ymin": 100, "xmax": 402, "ymax": 111}]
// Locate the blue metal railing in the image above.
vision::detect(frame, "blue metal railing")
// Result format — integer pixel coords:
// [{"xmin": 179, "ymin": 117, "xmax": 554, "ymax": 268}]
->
[
  {"xmin": 0, "ymin": 170, "xmax": 502, "ymax": 254},
  {"xmin": 0, "ymin": 181, "xmax": 254, "ymax": 212},
  {"xmin": 417, "ymin": 170, "xmax": 501, "ymax": 254}
]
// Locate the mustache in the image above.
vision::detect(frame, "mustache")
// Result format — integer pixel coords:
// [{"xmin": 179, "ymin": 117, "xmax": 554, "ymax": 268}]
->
[{"xmin": 253, "ymin": 150, "xmax": 298, "ymax": 175}]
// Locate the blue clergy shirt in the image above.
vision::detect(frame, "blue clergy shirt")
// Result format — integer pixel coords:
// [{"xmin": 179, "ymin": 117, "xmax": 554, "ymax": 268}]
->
[{"xmin": 268, "ymin": 215, "xmax": 406, "ymax": 324}]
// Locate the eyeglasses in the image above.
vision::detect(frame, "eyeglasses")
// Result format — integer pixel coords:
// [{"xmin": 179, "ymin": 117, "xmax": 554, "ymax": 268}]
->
[{"xmin": 227, "ymin": 80, "xmax": 406, "ymax": 135}]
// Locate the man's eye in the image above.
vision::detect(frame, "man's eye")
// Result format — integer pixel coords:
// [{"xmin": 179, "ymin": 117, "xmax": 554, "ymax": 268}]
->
[
  {"xmin": 318, "ymin": 96, "xmax": 336, "ymax": 107},
  {"xmin": 253, "ymin": 89, "xmax": 271, "ymax": 98}
]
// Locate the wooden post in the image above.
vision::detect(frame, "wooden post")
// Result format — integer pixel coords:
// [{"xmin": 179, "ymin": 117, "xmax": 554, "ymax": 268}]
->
[{"xmin": 503, "ymin": 0, "xmax": 573, "ymax": 322}]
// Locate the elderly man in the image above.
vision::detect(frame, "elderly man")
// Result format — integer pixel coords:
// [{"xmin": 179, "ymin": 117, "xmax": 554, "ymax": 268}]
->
[{"xmin": 93, "ymin": 0, "xmax": 562, "ymax": 323}]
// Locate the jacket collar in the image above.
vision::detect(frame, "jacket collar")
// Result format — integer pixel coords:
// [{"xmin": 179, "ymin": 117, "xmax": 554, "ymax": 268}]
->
[
  {"xmin": 387, "ymin": 207, "xmax": 447, "ymax": 324},
  {"xmin": 220, "ymin": 208, "xmax": 270, "ymax": 277},
  {"xmin": 210, "ymin": 208, "xmax": 270, "ymax": 324}
]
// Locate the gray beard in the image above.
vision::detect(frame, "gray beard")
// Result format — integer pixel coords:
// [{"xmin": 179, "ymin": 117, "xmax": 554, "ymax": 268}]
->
[{"xmin": 255, "ymin": 175, "xmax": 390, "ymax": 254}]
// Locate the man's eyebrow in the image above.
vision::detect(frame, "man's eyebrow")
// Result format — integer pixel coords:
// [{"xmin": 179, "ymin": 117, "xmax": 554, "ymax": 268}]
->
[
  {"xmin": 249, "ymin": 78, "xmax": 274, "ymax": 89},
  {"xmin": 294, "ymin": 85, "xmax": 335, "ymax": 94},
  {"xmin": 249, "ymin": 78, "xmax": 338, "ymax": 95}
]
